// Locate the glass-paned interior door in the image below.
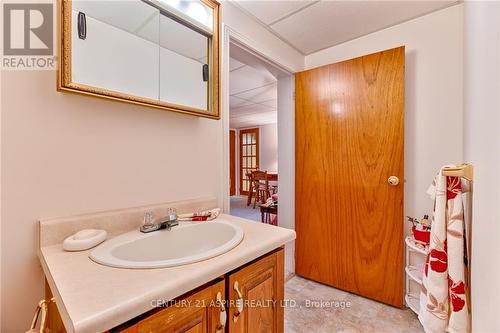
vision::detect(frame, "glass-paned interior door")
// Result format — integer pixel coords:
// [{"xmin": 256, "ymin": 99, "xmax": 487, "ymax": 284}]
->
[{"xmin": 239, "ymin": 128, "xmax": 259, "ymax": 195}]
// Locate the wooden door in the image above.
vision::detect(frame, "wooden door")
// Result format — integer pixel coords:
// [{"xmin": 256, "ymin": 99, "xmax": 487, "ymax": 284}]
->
[
  {"xmin": 295, "ymin": 47, "xmax": 405, "ymax": 307},
  {"xmin": 239, "ymin": 128, "xmax": 259, "ymax": 195},
  {"xmin": 228, "ymin": 249, "xmax": 284, "ymax": 333},
  {"xmin": 230, "ymin": 130, "xmax": 236, "ymax": 196},
  {"xmin": 133, "ymin": 280, "xmax": 226, "ymax": 333}
]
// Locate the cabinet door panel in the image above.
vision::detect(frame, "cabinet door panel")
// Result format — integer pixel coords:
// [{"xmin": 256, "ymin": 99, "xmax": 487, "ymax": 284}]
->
[
  {"xmin": 228, "ymin": 248, "xmax": 284, "ymax": 333},
  {"xmin": 247, "ymin": 271, "xmax": 274, "ymax": 332},
  {"xmin": 136, "ymin": 280, "xmax": 224, "ymax": 333},
  {"xmin": 172, "ymin": 309, "xmax": 206, "ymax": 333}
]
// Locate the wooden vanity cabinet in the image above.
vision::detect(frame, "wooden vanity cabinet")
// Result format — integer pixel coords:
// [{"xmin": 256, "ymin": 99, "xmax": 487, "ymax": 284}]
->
[
  {"xmin": 46, "ymin": 248, "xmax": 284, "ymax": 333},
  {"xmin": 129, "ymin": 248, "xmax": 285, "ymax": 333},
  {"xmin": 227, "ymin": 249, "xmax": 284, "ymax": 333},
  {"xmin": 123, "ymin": 280, "xmax": 226, "ymax": 333}
]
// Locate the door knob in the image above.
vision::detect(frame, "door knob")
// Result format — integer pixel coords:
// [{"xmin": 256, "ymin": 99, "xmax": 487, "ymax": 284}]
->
[{"xmin": 388, "ymin": 176, "xmax": 400, "ymax": 186}]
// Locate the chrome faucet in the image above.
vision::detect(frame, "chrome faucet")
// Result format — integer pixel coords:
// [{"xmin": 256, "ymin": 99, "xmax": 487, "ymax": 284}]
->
[{"xmin": 140, "ymin": 208, "xmax": 179, "ymax": 233}]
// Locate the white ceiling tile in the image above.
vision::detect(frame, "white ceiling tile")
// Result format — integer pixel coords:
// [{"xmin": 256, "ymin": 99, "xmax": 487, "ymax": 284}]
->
[
  {"xmin": 230, "ymin": 65, "xmax": 276, "ymax": 95},
  {"xmin": 235, "ymin": 0, "xmax": 316, "ymax": 25},
  {"xmin": 259, "ymin": 99, "xmax": 278, "ymax": 108},
  {"xmin": 231, "ymin": 104, "xmax": 274, "ymax": 116},
  {"xmin": 159, "ymin": 15, "xmax": 208, "ymax": 62},
  {"xmin": 231, "ymin": 98, "xmax": 277, "ymax": 110},
  {"xmin": 73, "ymin": 0, "xmax": 159, "ymax": 43},
  {"xmin": 230, "ymin": 58, "xmax": 245, "ymax": 71},
  {"xmin": 229, "ymin": 56, "xmax": 277, "ymax": 127},
  {"xmin": 230, "ymin": 111, "xmax": 277, "ymax": 128},
  {"xmin": 230, "ymin": 96, "xmax": 254, "ymax": 108},
  {"xmin": 232, "ymin": 83, "xmax": 277, "ymax": 103},
  {"xmin": 237, "ymin": 0, "xmax": 457, "ymax": 54},
  {"xmin": 135, "ymin": 14, "xmax": 159, "ymax": 45}
]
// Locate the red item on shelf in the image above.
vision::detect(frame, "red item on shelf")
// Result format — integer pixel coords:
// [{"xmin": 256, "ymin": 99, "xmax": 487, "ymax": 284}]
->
[{"xmin": 412, "ymin": 226, "xmax": 431, "ymax": 245}]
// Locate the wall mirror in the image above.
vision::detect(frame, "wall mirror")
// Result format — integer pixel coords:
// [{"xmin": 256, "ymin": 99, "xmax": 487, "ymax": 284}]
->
[{"xmin": 58, "ymin": 0, "xmax": 220, "ymax": 119}]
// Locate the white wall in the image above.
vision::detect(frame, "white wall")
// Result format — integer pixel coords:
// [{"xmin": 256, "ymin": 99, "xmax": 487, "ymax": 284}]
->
[
  {"xmin": 0, "ymin": 71, "xmax": 222, "ymax": 332},
  {"xmin": 277, "ymin": 76, "xmax": 295, "ymax": 274},
  {"xmin": 259, "ymin": 124, "xmax": 278, "ymax": 173},
  {"xmin": 0, "ymin": 56, "xmax": 3, "ymax": 331},
  {"xmin": 463, "ymin": 2, "xmax": 500, "ymax": 331},
  {"xmin": 305, "ymin": 4, "xmax": 464, "ymax": 225}
]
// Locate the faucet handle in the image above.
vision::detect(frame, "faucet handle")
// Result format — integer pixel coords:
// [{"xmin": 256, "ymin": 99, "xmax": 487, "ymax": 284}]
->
[
  {"xmin": 140, "ymin": 211, "xmax": 160, "ymax": 233},
  {"xmin": 143, "ymin": 211, "xmax": 154, "ymax": 226},
  {"xmin": 166, "ymin": 208, "xmax": 177, "ymax": 221}
]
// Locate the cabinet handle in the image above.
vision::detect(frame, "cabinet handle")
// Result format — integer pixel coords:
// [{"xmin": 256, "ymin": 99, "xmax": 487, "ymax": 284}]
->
[
  {"xmin": 29, "ymin": 298, "xmax": 54, "ymax": 332},
  {"xmin": 215, "ymin": 291, "xmax": 226, "ymax": 332},
  {"xmin": 233, "ymin": 281, "xmax": 244, "ymax": 323}
]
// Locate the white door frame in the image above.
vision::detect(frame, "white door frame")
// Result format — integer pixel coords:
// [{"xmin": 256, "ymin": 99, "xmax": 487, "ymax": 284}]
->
[{"xmin": 220, "ymin": 24, "xmax": 294, "ymax": 213}]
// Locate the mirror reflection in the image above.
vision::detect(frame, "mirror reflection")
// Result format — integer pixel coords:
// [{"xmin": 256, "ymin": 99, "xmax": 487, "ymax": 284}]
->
[
  {"xmin": 159, "ymin": 13, "xmax": 208, "ymax": 110},
  {"xmin": 69, "ymin": 0, "xmax": 212, "ymax": 112}
]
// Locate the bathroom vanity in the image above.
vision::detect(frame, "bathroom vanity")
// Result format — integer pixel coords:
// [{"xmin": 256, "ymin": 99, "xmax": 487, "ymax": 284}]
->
[
  {"xmin": 110, "ymin": 249, "xmax": 282, "ymax": 333},
  {"xmin": 38, "ymin": 198, "xmax": 295, "ymax": 333}
]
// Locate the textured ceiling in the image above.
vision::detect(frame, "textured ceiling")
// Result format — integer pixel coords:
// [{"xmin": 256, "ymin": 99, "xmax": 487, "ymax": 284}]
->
[
  {"xmin": 232, "ymin": 0, "xmax": 459, "ymax": 55},
  {"xmin": 229, "ymin": 57, "xmax": 277, "ymax": 129}
]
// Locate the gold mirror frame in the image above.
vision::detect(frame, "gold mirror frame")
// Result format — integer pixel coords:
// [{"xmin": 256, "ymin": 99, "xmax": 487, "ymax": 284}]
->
[{"xmin": 57, "ymin": 0, "xmax": 220, "ymax": 119}]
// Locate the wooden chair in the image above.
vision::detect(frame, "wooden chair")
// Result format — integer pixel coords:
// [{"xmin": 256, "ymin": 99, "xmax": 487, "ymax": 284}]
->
[
  {"xmin": 260, "ymin": 203, "xmax": 278, "ymax": 225},
  {"xmin": 246, "ymin": 172, "xmax": 254, "ymax": 206},
  {"xmin": 251, "ymin": 170, "xmax": 270, "ymax": 209},
  {"xmin": 270, "ymin": 184, "xmax": 278, "ymax": 195}
]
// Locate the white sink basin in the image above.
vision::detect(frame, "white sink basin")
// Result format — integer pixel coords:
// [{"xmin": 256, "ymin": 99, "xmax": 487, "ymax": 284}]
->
[{"xmin": 89, "ymin": 220, "xmax": 244, "ymax": 269}]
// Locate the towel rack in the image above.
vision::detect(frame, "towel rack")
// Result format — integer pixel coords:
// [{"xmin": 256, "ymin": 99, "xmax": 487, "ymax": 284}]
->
[{"xmin": 441, "ymin": 163, "xmax": 474, "ymax": 181}]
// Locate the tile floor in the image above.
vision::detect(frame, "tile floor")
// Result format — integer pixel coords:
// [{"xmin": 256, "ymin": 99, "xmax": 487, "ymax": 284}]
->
[
  {"xmin": 231, "ymin": 196, "xmax": 422, "ymax": 332},
  {"xmin": 285, "ymin": 276, "xmax": 423, "ymax": 333},
  {"xmin": 229, "ymin": 195, "xmax": 261, "ymax": 221}
]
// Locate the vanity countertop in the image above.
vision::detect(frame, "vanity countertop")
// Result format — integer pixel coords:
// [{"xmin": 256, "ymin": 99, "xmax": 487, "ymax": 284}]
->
[{"xmin": 39, "ymin": 214, "xmax": 295, "ymax": 333}]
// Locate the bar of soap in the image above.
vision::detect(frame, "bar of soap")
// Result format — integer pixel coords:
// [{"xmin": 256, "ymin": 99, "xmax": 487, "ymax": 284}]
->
[
  {"xmin": 63, "ymin": 229, "xmax": 107, "ymax": 251},
  {"xmin": 73, "ymin": 229, "xmax": 102, "ymax": 240}
]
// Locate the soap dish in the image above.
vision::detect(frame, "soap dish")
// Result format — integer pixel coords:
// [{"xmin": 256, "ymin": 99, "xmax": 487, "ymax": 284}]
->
[{"xmin": 63, "ymin": 229, "xmax": 107, "ymax": 251}]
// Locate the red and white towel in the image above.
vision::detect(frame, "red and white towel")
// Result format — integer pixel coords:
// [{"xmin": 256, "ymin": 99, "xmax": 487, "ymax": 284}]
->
[{"xmin": 419, "ymin": 168, "xmax": 470, "ymax": 333}]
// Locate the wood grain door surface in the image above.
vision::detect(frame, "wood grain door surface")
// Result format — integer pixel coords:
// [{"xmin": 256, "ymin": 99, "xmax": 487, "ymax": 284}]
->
[{"xmin": 295, "ymin": 47, "xmax": 405, "ymax": 307}]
